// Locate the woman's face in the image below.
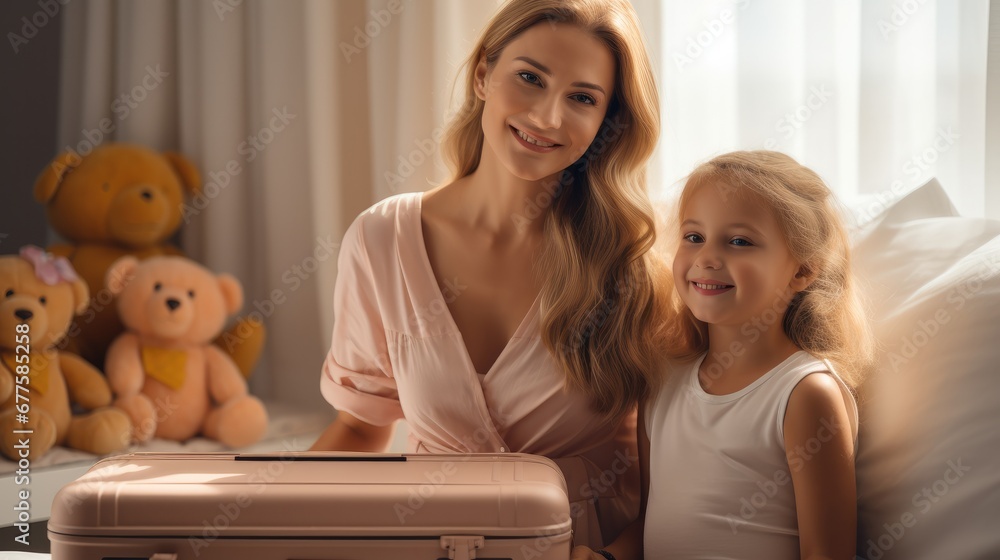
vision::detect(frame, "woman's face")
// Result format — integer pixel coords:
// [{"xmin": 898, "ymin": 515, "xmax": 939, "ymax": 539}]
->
[{"xmin": 475, "ymin": 22, "xmax": 616, "ymax": 182}]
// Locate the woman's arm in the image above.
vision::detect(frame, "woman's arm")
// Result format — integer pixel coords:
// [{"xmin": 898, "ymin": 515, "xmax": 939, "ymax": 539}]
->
[
  {"xmin": 571, "ymin": 400, "xmax": 650, "ymax": 560},
  {"xmin": 784, "ymin": 374, "xmax": 857, "ymax": 560},
  {"xmin": 309, "ymin": 410, "xmax": 395, "ymax": 452}
]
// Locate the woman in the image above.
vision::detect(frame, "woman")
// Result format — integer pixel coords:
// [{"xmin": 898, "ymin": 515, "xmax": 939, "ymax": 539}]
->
[{"xmin": 311, "ymin": 0, "xmax": 668, "ymax": 548}]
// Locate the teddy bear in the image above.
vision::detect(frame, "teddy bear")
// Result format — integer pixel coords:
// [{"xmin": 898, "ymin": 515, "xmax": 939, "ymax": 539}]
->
[
  {"xmin": 104, "ymin": 255, "xmax": 267, "ymax": 448},
  {"xmin": 33, "ymin": 142, "xmax": 265, "ymax": 377},
  {"xmin": 0, "ymin": 246, "xmax": 132, "ymax": 461}
]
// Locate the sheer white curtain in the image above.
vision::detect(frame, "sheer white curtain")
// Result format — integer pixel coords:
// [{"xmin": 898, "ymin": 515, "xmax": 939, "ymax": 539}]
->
[{"xmin": 643, "ymin": 0, "xmax": 991, "ymax": 220}]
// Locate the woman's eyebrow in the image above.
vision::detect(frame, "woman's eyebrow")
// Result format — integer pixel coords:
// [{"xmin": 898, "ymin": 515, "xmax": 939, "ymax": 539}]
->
[{"xmin": 512, "ymin": 55, "xmax": 607, "ymax": 95}]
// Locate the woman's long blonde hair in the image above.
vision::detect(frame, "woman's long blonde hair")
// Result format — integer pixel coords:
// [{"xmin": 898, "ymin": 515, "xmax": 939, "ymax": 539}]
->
[
  {"xmin": 664, "ymin": 151, "xmax": 875, "ymax": 388},
  {"xmin": 441, "ymin": 0, "xmax": 669, "ymax": 421}
]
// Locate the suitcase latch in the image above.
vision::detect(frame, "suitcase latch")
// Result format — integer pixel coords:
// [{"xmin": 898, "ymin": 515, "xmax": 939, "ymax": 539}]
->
[{"xmin": 440, "ymin": 535, "xmax": 485, "ymax": 560}]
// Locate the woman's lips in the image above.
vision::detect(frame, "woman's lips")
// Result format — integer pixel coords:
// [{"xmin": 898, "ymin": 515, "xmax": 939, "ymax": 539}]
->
[{"xmin": 510, "ymin": 125, "xmax": 560, "ymax": 153}]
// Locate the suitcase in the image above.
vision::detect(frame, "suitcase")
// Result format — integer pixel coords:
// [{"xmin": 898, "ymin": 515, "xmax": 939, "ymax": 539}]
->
[{"xmin": 48, "ymin": 451, "xmax": 573, "ymax": 560}]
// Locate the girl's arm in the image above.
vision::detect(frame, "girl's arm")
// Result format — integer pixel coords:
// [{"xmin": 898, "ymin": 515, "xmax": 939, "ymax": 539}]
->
[
  {"xmin": 784, "ymin": 374, "xmax": 857, "ymax": 560},
  {"xmin": 571, "ymin": 399, "xmax": 650, "ymax": 560}
]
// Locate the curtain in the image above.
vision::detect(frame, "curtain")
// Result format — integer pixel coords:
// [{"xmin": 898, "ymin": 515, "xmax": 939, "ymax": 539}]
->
[
  {"xmin": 646, "ymin": 0, "xmax": 991, "ymax": 220},
  {"xmin": 56, "ymin": 0, "xmax": 993, "ymax": 410}
]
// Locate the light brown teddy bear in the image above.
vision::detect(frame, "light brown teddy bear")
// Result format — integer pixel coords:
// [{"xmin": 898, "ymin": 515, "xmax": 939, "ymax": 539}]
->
[
  {"xmin": 105, "ymin": 255, "xmax": 267, "ymax": 448},
  {"xmin": 34, "ymin": 142, "xmax": 264, "ymax": 376},
  {"xmin": 0, "ymin": 246, "xmax": 132, "ymax": 461}
]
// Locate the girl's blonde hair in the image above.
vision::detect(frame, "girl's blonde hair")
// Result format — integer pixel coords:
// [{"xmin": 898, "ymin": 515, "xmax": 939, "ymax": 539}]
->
[
  {"xmin": 441, "ymin": 0, "xmax": 670, "ymax": 421},
  {"xmin": 665, "ymin": 151, "xmax": 875, "ymax": 388}
]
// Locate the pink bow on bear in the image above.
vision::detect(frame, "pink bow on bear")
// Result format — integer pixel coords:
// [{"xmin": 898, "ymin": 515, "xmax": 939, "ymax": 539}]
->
[{"xmin": 19, "ymin": 245, "xmax": 80, "ymax": 286}]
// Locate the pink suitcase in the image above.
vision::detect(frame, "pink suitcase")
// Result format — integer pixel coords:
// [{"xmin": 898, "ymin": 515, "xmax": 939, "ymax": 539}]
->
[{"xmin": 48, "ymin": 452, "xmax": 573, "ymax": 560}]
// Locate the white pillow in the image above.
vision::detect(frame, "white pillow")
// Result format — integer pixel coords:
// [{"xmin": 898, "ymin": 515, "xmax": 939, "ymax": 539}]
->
[{"xmin": 851, "ymin": 179, "xmax": 1000, "ymax": 559}]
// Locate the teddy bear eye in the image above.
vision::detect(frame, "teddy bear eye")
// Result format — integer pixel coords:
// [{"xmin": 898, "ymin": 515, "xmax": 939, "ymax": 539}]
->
[
  {"xmin": 102, "ymin": 182, "xmax": 111, "ymax": 191},
  {"xmin": 188, "ymin": 290, "xmax": 195, "ymax": 298},
  {"xmin": 4, "ymin": 289, "xmax": 12, "ymax": 298},
  {"xmin": 154, "ymin": 282, "xmax": 162, "ymax": 291},
  {"xmin": 39, "ymin": 296, "xmax": 46, "ymax": 305}
]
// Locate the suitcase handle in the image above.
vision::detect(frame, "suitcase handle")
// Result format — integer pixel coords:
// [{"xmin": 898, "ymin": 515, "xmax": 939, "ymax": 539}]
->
[{"xmin": 441, "ymin": 535, "xmax": 486, "ymax": 560}]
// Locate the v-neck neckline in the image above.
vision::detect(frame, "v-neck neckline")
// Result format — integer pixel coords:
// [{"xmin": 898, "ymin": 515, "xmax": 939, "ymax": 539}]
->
[{"xmin": 414, "ymin": 192, "xmax": 542, "ymax": 378}]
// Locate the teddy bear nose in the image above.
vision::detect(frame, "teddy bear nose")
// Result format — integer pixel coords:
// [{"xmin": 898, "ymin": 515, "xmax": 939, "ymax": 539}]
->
[
  {"xmin": 14, "ymin": 309, "xmax": 33, "ymax": 321},
  {"xmin": 141, "ymin": 189, "xmax": 153, "ymax": 201},
  {"xmin": 166, "ymin": 298, "xmax": 181, "ymax": 311}
]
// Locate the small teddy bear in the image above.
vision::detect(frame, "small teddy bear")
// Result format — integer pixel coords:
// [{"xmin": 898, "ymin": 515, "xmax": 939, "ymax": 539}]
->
[
  {"xmin": 0, "ymin": 246, "xmax": 132, "ymax": 460},
  {"xmin": 105, "ymin": 255, "xmax": 267, "ymax": 448}
]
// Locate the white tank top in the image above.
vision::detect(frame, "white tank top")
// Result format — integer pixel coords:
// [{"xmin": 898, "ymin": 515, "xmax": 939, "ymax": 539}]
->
[{"xmin": 643, "ymin": 350, "xmax": 858, "ymax": 559}]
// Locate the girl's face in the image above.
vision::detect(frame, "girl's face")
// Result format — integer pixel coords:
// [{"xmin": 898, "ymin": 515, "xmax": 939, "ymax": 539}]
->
[
  {"xmin": 673, "ymin": 182, "xmax": 810, "ymax": 329},
  {"xmin": 475, "ymin": 22, "xmax": 615, "ymax": 182}
]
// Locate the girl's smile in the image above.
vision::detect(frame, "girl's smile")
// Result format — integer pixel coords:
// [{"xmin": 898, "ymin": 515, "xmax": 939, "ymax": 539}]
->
[{"xmin": 690, "ymin": 279, "xmax": 735, "ymax": 296}]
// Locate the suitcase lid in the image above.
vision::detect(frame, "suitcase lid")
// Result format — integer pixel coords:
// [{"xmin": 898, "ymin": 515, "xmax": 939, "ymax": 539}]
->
[{"xmin": 49, "ymin": 452, "xmax": 572, "ymax": 539}]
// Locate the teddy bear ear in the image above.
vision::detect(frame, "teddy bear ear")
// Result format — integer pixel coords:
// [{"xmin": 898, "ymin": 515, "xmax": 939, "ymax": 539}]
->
[
  {"xmin": 106, "ymin": 256, "xmax": 140, "ymax": 295},
  {"xmin": 163, "ymin": 151, "xmax": 202, "ymax": 196},
  {"xmin": 70, "ymin": 277, "xmax": 91, "ymax": 315},
  {"xmin": 34, "ymin": 151, "xmax": 83, "ymax": 203},
  {"xmin": 217, "ymin": 274, "xmax": 244, "ymax": 315}
]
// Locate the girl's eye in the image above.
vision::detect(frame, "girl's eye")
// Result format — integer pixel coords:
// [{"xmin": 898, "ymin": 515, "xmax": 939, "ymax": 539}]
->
[
  {"xmin": 683, "ymin": 233, "xmax": 703, "ymax": 243},
  {"xmin": 570, "ymin": 93, "xmax": 596, "ymax": 105},
  {"xmin": 730, "ymin": 238, "xmax": 754, "ymax": 247},
  {"xmin": 517, "ymin": 71, "xmax": 542, "ymax": 86}
]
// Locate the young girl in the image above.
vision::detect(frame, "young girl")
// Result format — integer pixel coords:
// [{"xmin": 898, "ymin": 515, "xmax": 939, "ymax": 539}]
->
[
  {"xmin": 312, "ymin": 0, "xmax": 670, "ymax": 550},
  {"xmin": 574, "ymin": 151, "xmax": 874, "ymax": 559}
]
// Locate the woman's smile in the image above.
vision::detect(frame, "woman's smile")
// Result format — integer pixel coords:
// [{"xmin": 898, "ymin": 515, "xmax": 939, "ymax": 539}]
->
[{"xmin": 509, "ymin": 124, "xmax": 561, "ymax": 152}]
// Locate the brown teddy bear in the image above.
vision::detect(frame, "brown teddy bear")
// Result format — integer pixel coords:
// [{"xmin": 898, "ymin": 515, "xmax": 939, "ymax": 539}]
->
[
  {"xmin": 33, "ymin": 142, "xmax": 264, "ymax": 377},
  {"xmin": 105, "ymin": 255, "xmax": 267, "ymax": 448},
  {"xmin": 0, "ymin": 246, "xmax": 132, "ymax": 461}
]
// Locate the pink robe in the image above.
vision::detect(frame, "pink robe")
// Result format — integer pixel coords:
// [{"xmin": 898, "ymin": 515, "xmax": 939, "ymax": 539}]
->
[{"xmin": 320, "ymin": 192, "xmax": 639, "ymax": 548}]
